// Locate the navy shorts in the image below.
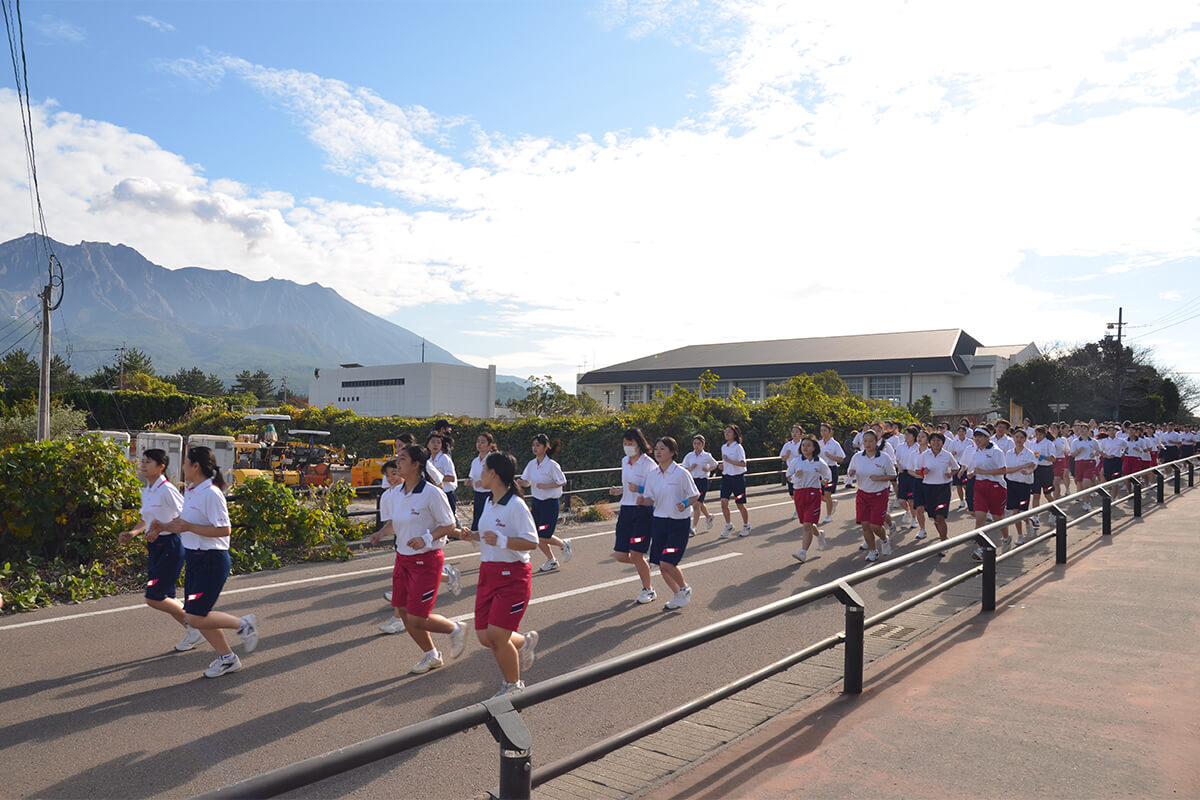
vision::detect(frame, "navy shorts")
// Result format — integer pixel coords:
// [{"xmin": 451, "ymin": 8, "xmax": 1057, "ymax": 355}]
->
[
  {"xmin": 822, "ymin": 463, "xmax": 839, "ymax": 494},
  {"xmin": 694, "ymin": 477, "xmax": 709, "ymax": 502},
  {"xmin": 183, "ymin": 548, "xmax": 231, "ymax": 617},
  {"xmin": 965, "ymin": 477, "xmax": 976, "ymax": 512},
  {"xmin": 472, "ymin": 491, "xmax": 490, "ymax": 531},
  {"xmin": 952, "ymin": 471, "xmax": 966, "ymax": 487},
  {"xmin": 1102, "ymin": 457, "xmax": 1123, "ymax": 482},
  {"xmin": 910, "ymin": 478, "xmax": 927, "ymax": 508},
  {"xmin": 445, "ymin": 489, "xmax": 457, "ymax": 513},
  {"xmin": 897, "ymin": 472, "xmax": 915, "ymax": 502},
  {"xmin": 720, "ymin": 474, "xmax": 747, "ymax": 504},
  {"xmin": 144, "ymin": 534, "xmax": 185, "ymax": 601},
  {"xmin": 1183, "ymin": 444, "xmax": 1195, "ymax": 458},
  {"xmin": 1163, "ymin": 446, "xmax": 1180, "ymax": 463},
  {"xmin": 649, "ymin": 516, "xmax": 690, "ymax": 566},
  {"xmin": 1005, "ymin": 480, "xmax": 1033, "ymax": 512},
  {"xmin": 923, "ymin": 483, "xmax": 952, "ymax": 517},
  {"xmin": 531, "ymin": 497, "xmax": 560, "ymax": 539},
  {"xmin": 614, "ymin": 504, "xmax": 653, "ymax": 554},
  {"xmin": 1034, "ymin": 465, "xmax": 1056, "ymax": 494}
]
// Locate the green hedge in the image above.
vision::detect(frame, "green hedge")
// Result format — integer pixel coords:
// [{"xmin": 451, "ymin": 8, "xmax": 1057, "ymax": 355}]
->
[{"xmin": 0, "ymin": 388, "xmax": 221, "ymax": 431}]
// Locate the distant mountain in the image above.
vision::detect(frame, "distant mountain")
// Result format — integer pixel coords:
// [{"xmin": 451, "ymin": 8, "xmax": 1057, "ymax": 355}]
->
[{"xmin": 0, "ymin": 234, "xmax": 466, "ymax": 394}]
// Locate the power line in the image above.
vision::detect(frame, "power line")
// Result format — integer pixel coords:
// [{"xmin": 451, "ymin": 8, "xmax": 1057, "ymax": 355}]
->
[
  {"xmin": 1131, "ymin": 308, "xmax": 1200, "ymax": 341},
  {"xmin": 0, "ymin": 320, "xmax": 38, "ymax": 359}
]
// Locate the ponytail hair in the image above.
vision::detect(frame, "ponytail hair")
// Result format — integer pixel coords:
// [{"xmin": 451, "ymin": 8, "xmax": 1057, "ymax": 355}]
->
[
  {"xmin": 485, "ymin": 451, "xmax": 523, "ymax": 498},
  {"xmin": 478, "ymin": 431, "xmax": 497, "ymax": 451},
  {"xmin": 725, "ymin": 424, "xmax": 743, "ymax": 444},
  {"xmin": 399, "ymin": 443, "xmax": 430, "ymax": 476},
  {"xmin": 186, "ymin": 446, "xmax": 225, "ymax": 490},
  {"xmin": 532, "ymin": 432, "xmax": 558, "ymax": 457},
  {"xmin": 623, "ymin": 427, "xmax": 652, "ymax": 455},
  {"xmin": 143, "ymin": 448, "xmax": 169, "ymax": 468}
]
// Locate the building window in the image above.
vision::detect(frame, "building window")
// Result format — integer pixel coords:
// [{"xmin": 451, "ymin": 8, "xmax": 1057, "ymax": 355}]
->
[
  {"xmin": 734, "ymin": 380, "xmax": 762, "ymax": 402},
  {"xmin": 676, "ymin": 381, "xmax": 701, "ymax": 395},
  {"xmin": 649, "ymin": 383, "xmax": 674, "ymax": 399},
  {"xmin": 706, "ymin": 381, "xmax": 731, "ymax": 399},
  {"xmin": 341, "ymin": 378, "xmax": 405, "ymax": 388},
  {"xmin": 868, "ymin": 376, "xmax": 902, "ymax": 402},
  {"xmin": 843, "ymin": 377, "xmax": 864, "ymax": 396},
  {"xmin": 621, "ymin": 384, "xmax": 645, "ymax": 408}
]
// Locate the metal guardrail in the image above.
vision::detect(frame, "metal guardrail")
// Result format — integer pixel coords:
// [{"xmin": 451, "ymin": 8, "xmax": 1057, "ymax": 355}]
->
[{"xmin": 192, "ymin": 455, "xmax": 1200, "ymax": 800}]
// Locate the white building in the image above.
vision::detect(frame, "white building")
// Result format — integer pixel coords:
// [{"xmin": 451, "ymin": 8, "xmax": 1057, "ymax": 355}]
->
[
  {"xmin": 309, "ymin": 362, "xmax": 497, "ymax": 419},
  {"xmin": 577, "ymin": 330, "xmax": 1040, "ymax": 420}
]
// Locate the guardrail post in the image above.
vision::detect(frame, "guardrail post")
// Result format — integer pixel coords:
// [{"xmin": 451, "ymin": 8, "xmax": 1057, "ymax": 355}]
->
[
  {"xmin": 1096, "ymin": 488, "xmax": 1112, "ymax": 536},
  {"xmin": 1156, "ymin": 470, "xmax": 1165, "ymax": 504},
  {"xmin": 973, "ymin": 533, "xmax": 997, "ymax": 612},
  {"xmin": 1048, "ymin": 505, "xmax": 1068, "ymax": 564},
  {"xmin": 833, "ymin": 581, "xmax": 865, "ymax": 695},
  {"xmin": 1131, "ymin": 477, "xmax": 1143, "ymax": 517},
  {"xmin": 483, "ymin": 696, "xmax": 532, "ymax": 800},
  {"xmin": 375, "ymin": 489, "xmax": 383, "ymax": 527},
  {"xmin": 1189, "ymin": 460, "xmax": 1195, "ymax": 488},
  {"xmin": 1172, "ymin": 464, "xmax": 1181, "ymax": 495}
]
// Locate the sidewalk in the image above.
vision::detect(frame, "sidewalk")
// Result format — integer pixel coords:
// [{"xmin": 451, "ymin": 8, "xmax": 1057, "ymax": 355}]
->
[{"xmin": 641, "ymin": 493, "xmax": 1200, "ymax": 800}]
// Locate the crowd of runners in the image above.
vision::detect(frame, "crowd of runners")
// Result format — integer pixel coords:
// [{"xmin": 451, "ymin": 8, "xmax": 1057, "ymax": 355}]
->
[{"xmin": 119, "ymin": 416, "xmax": 1194, "ymax": 696}]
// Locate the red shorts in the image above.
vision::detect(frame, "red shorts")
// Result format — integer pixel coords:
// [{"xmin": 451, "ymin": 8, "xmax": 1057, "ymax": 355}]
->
[
  {"xmin": 855, "ymin": 489, "xmax": 889, "ymax": 526},
  {"xmin": 1053, "ymin": 458, "xmax": 1069, "ymax": 478},
  {"xmin": 1073, "ymin": 460, "xmax": 1096, "ymax": 483},
  {"xmin": 1122, "ymin": 456, "xmax": 1139, "ymax": 476},
  {"xmin": 391, "ymin": 550, "xmax": 444, "ymax": 618},
  {"xmin": 974, "ymin": 480, "xmax": 1007, "ymax": 516},
  {"xmin": 475, "ymin": 561, "xmax": 533, "ymax": 632},
  {"xmin": 792, "ymin": 487, "xmax": 822, "ymax": 524}
]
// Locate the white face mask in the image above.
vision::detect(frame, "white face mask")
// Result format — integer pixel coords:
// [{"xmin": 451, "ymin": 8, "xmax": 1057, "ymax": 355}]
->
[{"xmin": 623, "ymin": 444, "xmax": 639, "ymax": 458}]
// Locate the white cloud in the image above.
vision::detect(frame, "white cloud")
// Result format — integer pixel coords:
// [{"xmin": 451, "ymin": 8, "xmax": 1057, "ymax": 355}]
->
[
  {"xmin": 32, "ymin": 15, "xmax": 84, "ymax": 42},
  {"xmin": 135, "ymin": 15, "xmax": 175, "ymax": 33}
]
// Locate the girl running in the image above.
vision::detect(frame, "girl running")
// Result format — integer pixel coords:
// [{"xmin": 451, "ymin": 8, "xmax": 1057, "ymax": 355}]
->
[
  {"xmin": 1029, "ymin": 425, "xmax": 1057, "ymax": 527},
  {"xmin": 969, "ymin": 428, "xmax": 1010, "ymax": 559},
  {"xmin": 719, "ymin": 424, "xmax": 751, "ymax": 537},
  {"xmin": 1005, "ymin": 429, "xmax": 1036, "ymax": 545},
  {"xmin": 786, "ymin": 436, "xmax": 831, "ymax": 563},
  {"xmin": 369, "ymin": 444, "xmax": 466, "ymax": 675},
  {"xmin": 637, "ymin": 437, "xmax": 701, "ymax": 609},
  {"xmin": 818, "ymin": 423, "xmax": 845, "ymax": 524},
  {"xmin": 462, "ymin": 451, "xmax": 540, "ymax": 697},
  {"xmin": 464, "ymin": 433, "xmax": 498, "ymax": 530},
  {"xmin": 1050, "ymin": 422, "xmax": 1072, "ymax": 498},
  {"xmin": 947, "ymin": 425, "xmax": 972, "ymax": 509},
  {"xmin": 916, "ymin": 432, "xmax": 959, "ymax": 550},
  {"xmin": 893, "ymin": 426, "xmax": 919, "ymax": 530},
  {"xmin": 1071, "ymin": 425, "xmax": 1101, "ymax": 510},
  {"xmin": 1098, "ymin": 425, "xmax": 1126, "ymax": 500},
  {"xmin": 908, "ymin": 430, "xmax": 930, "ymax": 540},
  {"xmin": 779, "ymin": 425, "xmax": 806, "ymax": 519},
  {"xmin": 845, "ymin": 430, "xmax": 897, "ymax": 563},
  {"xmin": 682, "ymin": 435, "xmax": 719, "ymax": 534},
  {"xmin": 118, "ymin": 449, "xmax": 197, "ymax": 651},
  {"xmin": 518, "ymin": 434, "xmax": 572, "ymax": 572},
  {"xmin": 156, "ymin": 446, "xmax": 260, "ymax": 678},
  {"xmin": 427, "ymin": 432, "xmax": 458, "ymax": 512},
  {"xmin": 609, "ymin": 428, "xmax": 658, "ymax": 604}
]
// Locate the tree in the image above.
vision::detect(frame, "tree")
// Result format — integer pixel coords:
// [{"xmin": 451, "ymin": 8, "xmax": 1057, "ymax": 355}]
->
[
  {"xmin": 908, "ymin": 393, "xmax": 933, "ymax": 423},
  {"xmin": 49, "ymin": 355, "xmax": 83, "ymax": 392},
  {"xmin": 167, "ymin": 367, "xmax": 226, "ymax": 397},
  {"xmin": 506, "ymin": 375, "xmax": 603, "ymax": 417},
  {"xmin": 0, "ymin": 399, "xmax": 88, "ymax": 447},
  {"xmin": 231, "ymin": 369, "xmax": 277, "ymax": 403},
  {"xmin": 0, "ymin": 349, "xmax": 39, "ymax": 391},
  {"xmin": 86, "ymin": 347, "xmax": 157, "ymax": 390}
]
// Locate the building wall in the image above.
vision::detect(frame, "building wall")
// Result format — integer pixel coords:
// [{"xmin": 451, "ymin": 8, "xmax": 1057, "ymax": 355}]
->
[{"xmin": 310, "ymin": 363, "xmax": 496, "ymax": 418}]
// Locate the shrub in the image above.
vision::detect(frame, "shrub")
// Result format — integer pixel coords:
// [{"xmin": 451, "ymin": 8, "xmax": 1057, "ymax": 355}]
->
[
  {"xmin": 226, "ymin": 477, "xmax": 360, "ymax": 572},
  {"xmin": 576, "ymin": 503, "xmax": 614, "ymax": 522}
]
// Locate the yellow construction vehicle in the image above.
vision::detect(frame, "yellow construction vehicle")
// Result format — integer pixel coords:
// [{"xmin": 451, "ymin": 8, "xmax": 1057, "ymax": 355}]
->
[{"xmin": 351, "ymin": 439, "xmax": 402, "ymax": 492}]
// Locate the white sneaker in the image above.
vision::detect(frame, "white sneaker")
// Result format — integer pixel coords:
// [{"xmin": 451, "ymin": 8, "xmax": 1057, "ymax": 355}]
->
[
  {"xmin": 174, "ymin": 626, "xmax": 203, "ymax": 652},
  {"xmin": 792, "ymin": 550, "xmax": 807, "ymax": 563},
  {"xmin": 821, "ymin": 514, "xmax": 833, "ymax": 525},
  {"xmin": 739, "ymin": 524, "xmax": 752, "ymax": 537},
  {"xmin": 560, "ymin": 539, "xmax": 573, "ymax": 565},
  {"xmin": 859, "ymin": 542, "xmax": 868, "ymax": 551},
  {"xmin": 915, "ymin": 529, "xmax": 927, "ymax": 540},
  {"xmin": 705, "ymin": 516, "xmax": 714, "ymax": 531},
  {"xmin": 448, "ymin": 622, "xmax": 466, "ymax": 660},
  {"xmin": 636, "ymin": 587, "xmax": 656, "ymax": 604},
  {"xmin": 538, "ymin": 559, "xmax": 559, "ymax": 573},
  {"xmin": 720, "ymin": 523, "xmax": 734, "ymax": 538},
  {"xmin": 1082, "ymin": 502, "xmax": 1092, "ymax": 512},
  {"xmin": 519, "ymin": 631, "xmax": 539, "ymax": 671},
  {"xmin": 957, "ymin": 500, "xmax": 967, "ymax": 510},
  {"xmin": 971, "ymin": 547, "xmax": 984, "ymax": 561},
  {"xmin": 832, "ymin": 499, "xmax": 839, "ymax": 513},
  {"xmin": 384, "ymin": 590, "xmax": 393, "ymax": 603},
  {"xmin": 446, "ymin": 565, "xmax": 462, "ymax": 596},
  {"xmin": 1030, "ymin": 515, "xmax": 1040, "ymax": 528},
  {"xmin": 880, "ymin": 539, "xmax": 892, "ymax": 556},
  {"xmin": 865, "ymin": 550, "xmax": 879, "ymax": 562},
  {"xmin": 203, "ymin": 654, "xmax": 242, "ymax": 678},
  {"xmin": 903, "ymin": 513, "xmax": 913, "ymax": 527},
  {"xmin": 690, "ymin": 527, "xmax": 697, "ymax": 537},
  {"xmin": 410, "ymin": 650, "xmax": 444, "ymax": 674},
  {"xmin": 1015, "ymin": 534, "xmax": 1027, "ymax": 545},
  {"xmin": 664, "ymin": 585, "xmax": 692, "ymax": 610},
  {"xmin": 791, "ymin": 511, "xmax": 799, "ymax": 520},
  {"xmin": 816, "ymin": 531, "xmax": 829, "ymax": 550},
  {"xmin": 492, "ymin": 679, "xmax": 525, "ymax": 698},
  {"xmin": 1001, "ymin": 537, "xmax": 1012, "ymax": 551},
  {"xmin": 237, "ymin": 614, "xmax": 259, "ymax": 654},
  {"xmin": 379, "ymin": 616, "xmax": 407, "ymax": 634},
  {"xmin": 986, "ymin": 513, "xmax": 994, "ymax": 522}
]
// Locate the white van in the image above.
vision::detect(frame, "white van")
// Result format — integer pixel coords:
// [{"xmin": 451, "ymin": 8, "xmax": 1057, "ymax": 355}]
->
[
  {"xmin": 136, "ymin": 432, "xmax": 184, "ymax": 485},
  {"xmin": 185, "ymin": 434, "xmax": 236, "ymax": 489},
  {"xmin": 87, "ymin": 430, "xmax": 134, "ymax": 461}
]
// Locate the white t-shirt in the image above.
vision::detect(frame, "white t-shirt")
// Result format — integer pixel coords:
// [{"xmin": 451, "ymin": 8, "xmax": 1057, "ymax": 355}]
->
[
  {"xmin": 380, "ymin": 478, "xmax": 454, "ymax": 556},
  {"xmin": 682, "ymin": 450, "xmax": 720, "ymax": 478},
  {"xmin": 1099, "ymin": 437, "xmax": 1125, "ymax": 459},
  {"xmin": 381, "ymin": 461, "xmax": 443, "ymax": 490},
  {"xmin": 786, "ymin": 456, "xmax": 831, "ymax": 491},
  {"xmin": 641, "ymin": 461, "xmax": 700, "ymax": 520},
  {"xmin": 721, "ymin": 441, "xmax": 748, "ymax": 476},
  {"xmin": 893, "ymin": 440, "xmax": 918, "ymax": 472},
  {"xmin": 991, "ymin": 434, "xmax": 1016, "ymax": 454},
  {"xmin": 971, "ymin": 445, "xmax": 1008, "ymax": 485},
  {"xmin": 478, "ymin": 490, "xmax": 539, "ymax": 563},
  {"xmin": 140, "ymin": 476, "xmax": 184, "ymax": 532},
  {"xmin": 779, "ymin": 439, "xmax": 803, "ymax": 464},
  {"xmin": 818, "ymin": 437, "xmax": 846, "ymax": 469},
  {"xmin": 179, "ymin": 478, "xmax": 231, "ymax": 551},
  {"xmin": 1072, "ymin": 438, "xmax": 1102, "ymax": 463},
  {"xmin": 521, "ymin": 456, "xmax": 567, "ymax": 500},
  {"xmin": 916, "ymin": 449, "xmax": 959, "ymax": 485},
  {"xmin": 848, "ymin": 451, "xmax": 898, "ymax": 494},
  {"xmin": 620, "ymin": 453, "xmax": 657, "ymax": 506},
  {"xmin": 1053, "ymin": 437, "xmax": 1070, "ymax": 459},
  {"xmin": 946, "ymin": 435, "xmax": 971, "ymax": 461},
  {"xmin": 469, "ymin": 454, "xmax": 491, "ymax": 492},
  {"xmin": 430, "ymin": 451, "xmax": 457, "ymax": 492},
  {"xmin": 1006, "ymin": 447, "xmax": 1037, "ymax": 484},
  {"xmin": 1030, "ymin": 438, "xmax": 1056, "ymax": 466}
]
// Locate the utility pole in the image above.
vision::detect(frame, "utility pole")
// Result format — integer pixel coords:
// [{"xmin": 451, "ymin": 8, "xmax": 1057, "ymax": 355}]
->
[
  {"xmin": 1107, "ymin": 307, "xmax": 1127, "ymax": 420},
  {"xmin": 119, "ymin": 342, "xmax": 127, "ymax": 391},
  {"xmin": 36, "ymin": 282, "xmax": 51, "ymax": 440}
]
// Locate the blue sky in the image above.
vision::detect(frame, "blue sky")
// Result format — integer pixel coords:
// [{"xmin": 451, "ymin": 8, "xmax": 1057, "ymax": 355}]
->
[{"xmin": 2, "ymin": 1, "xmax": 1199, "ymax": 395}]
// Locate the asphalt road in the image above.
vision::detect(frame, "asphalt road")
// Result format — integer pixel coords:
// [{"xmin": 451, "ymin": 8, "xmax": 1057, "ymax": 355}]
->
[{"xmin": 0, "ymin": 481, "xmax": 1055, "ymax": 800}]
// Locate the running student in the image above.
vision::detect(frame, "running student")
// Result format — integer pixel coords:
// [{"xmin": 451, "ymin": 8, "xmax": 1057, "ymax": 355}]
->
[
  {"xmin": 1071, "ymin": 425, "xmax": 1101, "ymax": 510},
  {"xmin": 464, "ymin": 433, "xmax": 498, "ymax": 530},
  {"xmin": 637, "ymin": 437, "xmax": 700, "ymax": 610},
  {"xmin": 916, "ymin": 432, "xmax": 958, "ymax": 551},
  {"xmin": 786, "ymin": 436, "xmax": 831, "ymax": 563},
  {"xmin": 907, "ymin": 430, "xmax": 930, "ymax": 540},
  {"xmin": 427, "ymin": 432, "xmax": 458, "ymax": 512},
  {"xmin": 155, "ymin": 446, "xmax": 259, "ymax": 678},
  {"xmin": 969, "ymin": 428, "xmax": 1010, "ymax": 559},
  {"xmin": 462, "ymin": 451, "xmax": 540, "ymax": 697},
  {"xmin": 518, "ymin": 434, "xmax": 573, "ymax": 573},
  {"xmin": 118, "ymin": 448, "xmax": 198, "ymax": 651},
  {"xmin": 1005, "ymin": 429, "xmax": 1036, "ymax": 545},
  {"xmin": 1050, "ymin": 422, "xmax": 1072, "ymax": 498},
  {"xmin": 369, "ymin": 444, "xmax": 466, "ymax": 675},
  {"xmin": 845, "ymin": 430, "xmax": 897, "ymax": 563},
  {"xmin": 1029, "ymin": 425, "xmax": 1057, "ymax": 526},
  {"xmin": 1098, "ymin": 425, "xmax": 1126, "ymax": 501},
  {"xmin": 779, "ymin": 424, "xmax": 806, "ymax": 519},
  {"xmin": 682, "ymin": 435, "xmax": 719, "ymax": 534},
  {"xmin": 610, "ymin": 427, "xmax": 657, "ymax": 604},
  {"xmin": 893, "ymin": 426, "xmax": 919, "ymax": 530},
  {"xmin": 817, "ymin": 423, "xmax": 845, "ymax": 524},
  {"xmin": 946, "ymin": 425, "xmax": 972, "ymax": 509},
  {"xmin": 719, "ymin": 424, "xmax": 751, "ymax": 537}
]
